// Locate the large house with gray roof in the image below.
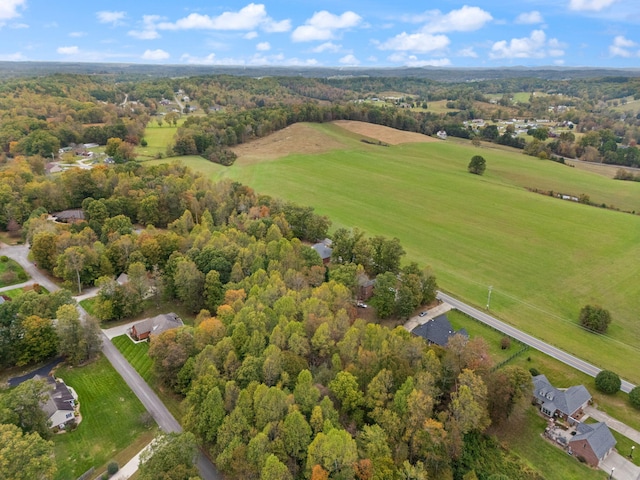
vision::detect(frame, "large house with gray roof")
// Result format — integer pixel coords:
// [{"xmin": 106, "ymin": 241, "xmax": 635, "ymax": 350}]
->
[
  {"xmin": 36, "ymin": 375, "xmax": 78, "ymax": 429},
  {"xmin": 130, "ymin": 312, "xmax": 183, "ymax": 341},
  {"xmin": 569, "ymin": 421, "xmax": 616, "ymax": 467},
  {"xmin": 411, "ymin": 314, "xmax": 468, "ymax": 347},
  {"xmin": 532, "ymin": 374, "xmax": 591, "ymax": 423}
]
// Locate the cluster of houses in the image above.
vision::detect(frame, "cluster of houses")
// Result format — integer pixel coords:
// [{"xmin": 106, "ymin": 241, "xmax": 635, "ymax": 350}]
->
[{"xmin": 532, "ymin": 374, "xmax": 616, "ymax": 467}]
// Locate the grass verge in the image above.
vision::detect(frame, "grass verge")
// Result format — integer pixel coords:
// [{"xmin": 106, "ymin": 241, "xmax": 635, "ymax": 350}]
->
[
  {"xmin": 0, "ymin": 258, "xmax": 28, "ymax": 287},
  {"xmin": 53, "ymin": 355, "xmax": 155, "ymax": 480}
]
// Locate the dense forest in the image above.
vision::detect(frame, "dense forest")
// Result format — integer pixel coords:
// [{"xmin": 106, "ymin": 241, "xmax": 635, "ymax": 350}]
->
[{"xmin": 1, "ymin": 162, "xmax": 536, "ymax": 479}]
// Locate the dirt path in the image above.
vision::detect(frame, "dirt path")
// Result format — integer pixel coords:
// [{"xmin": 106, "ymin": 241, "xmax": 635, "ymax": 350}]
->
[{"xmin": 333, "ymin": 120, "xmax": 438, "ymax": 145}]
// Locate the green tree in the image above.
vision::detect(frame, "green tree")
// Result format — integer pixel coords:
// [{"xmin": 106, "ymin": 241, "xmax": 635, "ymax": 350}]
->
[
  {"xmin": 138, "ymin": 432, "xmax": 199, "ymax": 480},
  {"xmin": 370, "ymin": 272, "xmax": 396, "ymax": 319},
  {"xmin": 369, "ymin": 236, "xmax": 405, "ymax": 275},
  {"xmin": 261, "ymin": 454, "xmax": 292, "ymax": 480},
  {"xmin": 31, "ymin": 231, "xmax": 58, "ymax": 272},
  {"xmin": 0, "ymin": 423, "xmax": 56, "ymax": 480},
  {"xmin": 468, "ymin": 155, "xmax": 486, "ymax": 175},
  {"xmin": 329, "ymin": 371, "xmax": 363, "ymax": 414},
  {"xmin": 579, "ymin": 305, "xmax": 611, "ymax": 333},
  {"xmin": 16, "ymin": 315, "xmax": 57, "ymax": 366},
  {"xmin": 629, "ymin": 386, "xmax": 640, "ymax": 409},
  {"xmin": 595, "ymin": 370, "xmax": 621, "ymax": 394},
  {"xmin": 307, "ymin": 428, "xmax": 358, "ymax": 477},
  {"xmin": 1, "ymin": 379, "xmax": 51, "ymax": 438},
  {"xmin": 283, "ymin": 410, "xmax": 312, "ymax": 463},
  {"xmin": 204, "ymin": 270, "xmax": 224, "ymax": 312},
  {"xmin": 174, "ymin": 259, "xmax": 205, "ymax": 313}
]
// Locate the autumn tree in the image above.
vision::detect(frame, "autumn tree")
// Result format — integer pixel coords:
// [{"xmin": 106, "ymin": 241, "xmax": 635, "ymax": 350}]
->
[
  {"xmin": 0, "ymin": 423, "xmax": 56, "ymax": 480},
  {"xmin": 16, "ymin": 315, "xmax": 58, "ymax": 366},
  {"xmin": 1, "ymin": 379, "xmax": 51, "ymax": 438},
  {"xmin": 138, "ymin": 432, "xmax": 199, "ymax": 480}
]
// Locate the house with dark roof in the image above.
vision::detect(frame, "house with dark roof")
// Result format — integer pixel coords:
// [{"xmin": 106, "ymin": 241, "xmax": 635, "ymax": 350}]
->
[
  {"xmin": 130, "ymin": 312, "xmax": 183, "ymax": 341},
  {"xmin": 52, "ymin": 209, "xmax": 85, "ymax": 223},
  {"xmin": 311, "ymin": 240, "xmax": 333, "ymax": 265},
  {"xmin": 532, "ymin": 374, "xmax": 591, "ymax": 424},
  {"xmin": 36, "ymin": 375, "xmax": 78, "ymax": 429},
  {"xmin": 411, "ymin": 313, "xmax": 468, "ymax": 347},
  {"xmin": 569, "ymin": 422, "xmax": 616, "ymax": 467}
]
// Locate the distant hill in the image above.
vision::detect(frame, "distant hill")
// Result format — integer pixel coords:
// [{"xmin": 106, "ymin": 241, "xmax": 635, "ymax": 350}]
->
[{"xmin": 1, "ymin": 61, "xmax": 640, "ymax": 82}]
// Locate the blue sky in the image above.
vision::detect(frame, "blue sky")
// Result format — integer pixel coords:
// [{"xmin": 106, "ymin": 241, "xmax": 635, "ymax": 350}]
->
[{"xmin": 1, "ymin": 0, "xmax": 640, "ymax": 68}]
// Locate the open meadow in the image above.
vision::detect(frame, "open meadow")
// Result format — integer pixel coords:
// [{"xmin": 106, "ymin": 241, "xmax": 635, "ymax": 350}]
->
[{"xmin": 152, "ymin": 121, "xmax": 640, "ymax": 385}]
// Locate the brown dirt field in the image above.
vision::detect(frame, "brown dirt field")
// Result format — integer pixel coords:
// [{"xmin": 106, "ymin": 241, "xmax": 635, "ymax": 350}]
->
[
  {"xmin": 232, "ymin": 123, "xmax": 346, "ymax": 164},
  {"xmin": 333, "ymin": 120, "xmax": 438, "ymax": 145}
]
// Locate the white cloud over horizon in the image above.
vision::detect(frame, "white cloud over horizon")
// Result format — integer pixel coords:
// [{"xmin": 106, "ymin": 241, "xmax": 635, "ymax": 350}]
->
[
  {"xmin": 142, "ymin": 49, "xmax": 169, "ymax": 60},
  {"xmin": 379, "ymin": 32, "xmax": 450, "ymax": 53},
  {"xmin": 609, "ymin": 35, "xmax": 639, "ymax": 57},
  {"xmin": 490, "ymin": 30, "xmax": 564, "ymax": 59},
  {"xmin": 516, "ymin": 11, "xmax": 544, "ymax": 24},
  {"xmin": 57, "ymin": 46, "xmax": 79, "ymax": 55},
  {"xmin": 569, "ymin": 0, "xmax": 617, "ymax": 12},
  {"xmin": 292, "ymin": 10, "xmax": 362, "ymax": 42}
]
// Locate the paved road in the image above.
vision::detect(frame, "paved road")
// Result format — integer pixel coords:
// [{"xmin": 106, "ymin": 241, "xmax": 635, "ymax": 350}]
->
[
  {"xmin": 0, "ymin": 243, "xmax": 222, "ymax": 480},
  {"xmin": 436, "ymin": 291, "xmax": 636, "ymax": 393}
]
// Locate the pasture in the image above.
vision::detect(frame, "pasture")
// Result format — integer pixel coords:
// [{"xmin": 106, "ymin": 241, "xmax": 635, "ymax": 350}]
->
[{"xmin": 201, "ymin": 122, "xmax": 640, "ymax": 384}]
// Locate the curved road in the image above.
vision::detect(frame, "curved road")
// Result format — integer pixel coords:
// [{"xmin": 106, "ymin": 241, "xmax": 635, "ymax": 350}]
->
[
  {"xmin": 0, "ymin": 243, "xmax": 221, "ymax": 480},
  {"xmin": 436, "ymin": 291, "xmax": 636, "ymax": 393}
]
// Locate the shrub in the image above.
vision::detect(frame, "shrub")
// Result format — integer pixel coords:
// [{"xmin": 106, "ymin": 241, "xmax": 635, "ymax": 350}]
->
[
  {"xmin": 107, "ymin": 461, "xmax": 119, "ymax": 475},
  {"xmin": 579, "ymin": 304, "xmax": 611, "ymax": 333},
  {"xmin": 140, "ymin": 138, "xmax": 148, "ymax": 147},
  {"xmin": 595, "ymin": 370, "xmax": 621, "ymax": 394},
  {"xmin": 529, "ymin": 368, "xmax": 540, "ymax": 377},
  {"xmin": 0, "ymin": 255, "xmax": 8, "ymax": 262},
  {"xmin": 500, "ymin": 336, "xmax": 511, "ymax": 350},
  {"xmin": 629, "ymin": 386, "xmax": 640, "ymax": 409}
]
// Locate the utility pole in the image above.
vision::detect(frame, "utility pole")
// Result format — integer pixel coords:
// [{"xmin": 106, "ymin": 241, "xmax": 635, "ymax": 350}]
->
[{"xmin": 486, "ymin": 285, "xmax": 493, "ymax": 310}]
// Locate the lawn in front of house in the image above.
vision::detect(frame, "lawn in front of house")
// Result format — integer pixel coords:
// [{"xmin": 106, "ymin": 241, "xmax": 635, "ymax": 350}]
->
[
  {"xmin": 0, "ymin": 257, "xmax": 28, "ymax": 287},
  {"xmin": 52, "ymin": 355, "xmax": 155, "ymax": 480},
  {"xmin": 111, "ymin": 334, "xmax": 185, "ymax": 421}
]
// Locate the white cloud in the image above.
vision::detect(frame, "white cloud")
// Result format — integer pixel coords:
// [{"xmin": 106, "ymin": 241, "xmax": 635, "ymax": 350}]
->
[
  {"xmin": 458, "ymin": 47, "xmax": 478, "ymax": 58},
  {"xmin": 142, "ymin": 49, "xmax": 170, "ymax": 60},
  {"xmin": 417, "ymin": 6, "xmax": 493, "ymax": 33},
  {"xmin": 0, "ymin": 0, "xmax": 26, "ymax": 21},
  {"xmin": 129, "ymin": 15, "xmax": 162, "ymax": 40},
  {"xmin": 387, "ymin": 52, "xmax": 451, "ymax": 67},
  {"xmin": 181, "ymin": 53, "xmax": 219, "ymax": 65},
  {"xmin": 609, "ymin": 35, "xmax": 639, "ymax": 57},
  {"xmin": 569, "ymin": 0, "xmax": 617, "ymax": 12},
  {"xmin": 244, "ymin": 31, "xmax": 258, "ymax": 39},
  {"xmin": 157, "ymin": 4, "xmax": 290, "ymax": 32},
  {"xmin": 339, "ymin": 54, "xmax": 360, "ymax": 65},
  {"xmin": 69, "ymin": 31, "xmax": 86, "ymax": 38},
  {"xmin": 0, "ymin": 52, "xmax": 26, "ymax": 61},
  {"xmin": 97, "ymin": 11, "xmax": 126, "ymax": 25},
  {"xmin": 516, "ymin": 11, "xmax": 544, "ymax": 24},
  {"xmin": 292, "ymin": 10, "xmax": 362, "ymax": 42},
  {"xmin": 379, "ymin": 32, "xmax": 450, "ymax": 53},
  {"xmin": 57, "ymin": 46, "xmax": 79, "ymax": 55},
  {"xmin": 312, "ymin": 42, "xmax": 342, "ymax": 53},
  {"xmin": 256, "ymin": 41, "xmax": 271, "ymax": 51},
  {"xmin": 490, "ymin": 30, "xmax": 565, "ymax": 59},
  {"xmin": 10, "ymin": 22, "xmax": 28, "ymax": 29}
]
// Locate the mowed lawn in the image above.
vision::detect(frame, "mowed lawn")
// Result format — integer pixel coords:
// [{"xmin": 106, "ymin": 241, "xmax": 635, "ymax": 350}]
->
[
  {"xmin": 112, "ymin": 335, "xmax": 154, "ymax": 383},
  {"xmin": 53, "ymin": 356, "xmax": 153, "ymax": 480},
  {"xmin": 192, "ymin": 122, "xmax": 640, "ymax": 384},
  {"xmin": 136, "ymin": 120, "xmax": 183, "ymax": 161}
]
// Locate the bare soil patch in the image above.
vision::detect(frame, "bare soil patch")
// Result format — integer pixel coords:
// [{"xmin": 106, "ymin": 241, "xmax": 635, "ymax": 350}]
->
[
  {"xmin": 232, "ymin": 123, "xmax": 346, "ymax": 164},
  {"xmin": 333, "ymin": 120, "xmax": 438, "ymax": 145}
]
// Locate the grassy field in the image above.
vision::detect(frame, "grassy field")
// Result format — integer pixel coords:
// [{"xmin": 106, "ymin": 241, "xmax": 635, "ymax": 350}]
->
[
  {"xmin": 136, "ymin": 120, "xmax": 182, "ymax": 161},
  {"xmin": 0, "ymin": 257, "xmax": 28, "ymax": 287},
  {"xmin": 53, "ymin": 356, "xmax": 155, "ymax": 480},
  {"xmin": 148, "ymin": 122, "xmax": 640, "ymax": 384}
]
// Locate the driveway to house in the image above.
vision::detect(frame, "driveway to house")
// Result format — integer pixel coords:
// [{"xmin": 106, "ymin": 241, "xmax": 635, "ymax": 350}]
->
[
  {"xmin": 0, "ymin": 243, "xmax": 59, "ymax": 293},
  {"xmin": 436, "ymin": 291, "xmax": 636, "ymax": 393},
  {"xmin": 599, "ymin": 451, "xmax": 640, "ymax": 480},
  {"xmin": 585, "ymin": 406, "xmax": 640, "ymax": 444}
]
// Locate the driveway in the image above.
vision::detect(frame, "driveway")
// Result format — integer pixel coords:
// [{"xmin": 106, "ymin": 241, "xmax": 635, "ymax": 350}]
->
[
  {"xmin": 6, "ymin": 357, "xmax": 64, "ymax": 387},
  {"xmin": 599, "ymin": 451, "xmax": 640, "ymax": 480},
  {"xmin": 585, "ymin": 406, "xmax": 640, "ymax": 445}
]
